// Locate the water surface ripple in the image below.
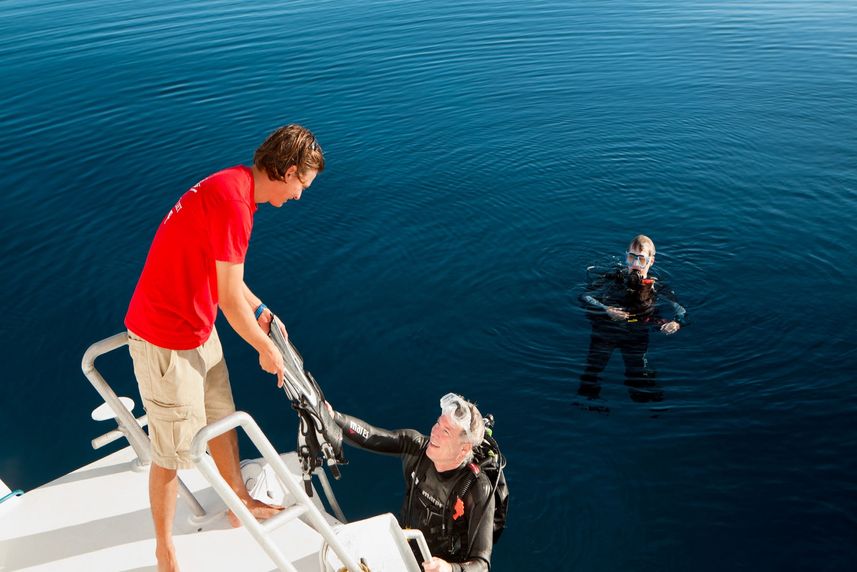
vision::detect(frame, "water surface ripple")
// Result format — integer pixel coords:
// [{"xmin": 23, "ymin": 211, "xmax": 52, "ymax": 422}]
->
[{"xmin": 2, "ymin": 1, "xmax": 856, "ymax": 570}]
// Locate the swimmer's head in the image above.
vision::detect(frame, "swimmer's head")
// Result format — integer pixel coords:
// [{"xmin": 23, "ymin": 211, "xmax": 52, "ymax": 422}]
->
[{"xmin": 625, "ymin": 234, "xmax": 656, "ymax": 279}]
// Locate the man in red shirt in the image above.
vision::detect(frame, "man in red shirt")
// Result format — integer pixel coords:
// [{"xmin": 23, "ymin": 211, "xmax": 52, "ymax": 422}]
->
[{"xmin": 125, "ymin": 124, "xmax": 323, "ymax": 571}]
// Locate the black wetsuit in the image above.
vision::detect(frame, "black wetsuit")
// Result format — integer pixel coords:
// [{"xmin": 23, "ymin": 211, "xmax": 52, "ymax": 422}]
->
[
  {"xmin": 579, "ymin": 268, "xmax": 687, "ymax": 402},
  {"xmin": 333, "ymin": 411, "xmax": 494, "ymax": 572}
]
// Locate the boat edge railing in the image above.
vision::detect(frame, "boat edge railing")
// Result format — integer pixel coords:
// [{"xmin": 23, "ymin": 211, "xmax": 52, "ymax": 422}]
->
[
  {"xmin": 402, "ymin": 529, "xmax": 432, "ymax": 564},
  {"xmin": 190, "ymin": 411, "xmax": 363, "ymax": 572},
  {"xmin": 81, "ymin": 332, "xmax": 206, "ymax": 518}
]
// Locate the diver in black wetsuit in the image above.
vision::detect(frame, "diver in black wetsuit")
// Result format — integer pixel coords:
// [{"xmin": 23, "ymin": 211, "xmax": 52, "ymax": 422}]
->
[
  {"xmin": 579, "ymin": 234, "xmax": 687, "ymax": 402},
  {"xmin": 328, "ymin": 393, "xmax": 494, "ymax": 572}
]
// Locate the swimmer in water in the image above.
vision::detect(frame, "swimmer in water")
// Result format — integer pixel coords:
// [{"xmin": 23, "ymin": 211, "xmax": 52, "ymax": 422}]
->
[{"xmin": 578, "ymin": 234, "xmax": 687, "ymax": 402}]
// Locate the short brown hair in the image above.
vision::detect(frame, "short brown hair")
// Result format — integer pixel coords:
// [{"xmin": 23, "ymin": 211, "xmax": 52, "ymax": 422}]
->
[
  {"xmin": 253, "ymin": 124, "xmax": 324, "ymax": 181},
  {"xmin": 629, "ymin": 234, "xmax": 656, "ymax": 257}
]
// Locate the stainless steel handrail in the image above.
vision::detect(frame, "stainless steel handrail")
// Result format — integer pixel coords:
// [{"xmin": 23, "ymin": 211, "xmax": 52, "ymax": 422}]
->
[
  {"xmin": 82, "ymin": 333, "xmax": 151, "ymax": 464},
  {"xmin": 190, "ymin": 411, "xmax": 363, "ymax": 572},
  {"xmin": 81, "ymin": 333, "xmax": 206, "ymax": 518}
]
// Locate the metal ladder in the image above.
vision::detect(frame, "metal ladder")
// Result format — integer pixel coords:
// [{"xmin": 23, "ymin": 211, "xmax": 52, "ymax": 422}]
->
[{"xmin": 191, "ymin": 411, "xmax": 363, "ymax": 572}]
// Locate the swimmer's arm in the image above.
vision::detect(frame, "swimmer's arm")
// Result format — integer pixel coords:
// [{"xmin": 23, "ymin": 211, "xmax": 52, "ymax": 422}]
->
[
  {"xmin": 657, "ymin": 302, "xmax": 684, "ymax": 334},
  {"xmin": 661, "ymin": 290, "xmax": 687, "ymax": 326},
  {"xmin": 580, "ymin": 270, "xmax": 622, "ymax": 313},
  {"xmin": 654, "ymin": 283, "xmax": 687, "ymax": 333},
  {"xmin": 653, "ymin": 282, "xmax": 687, "ymax": 321},
  {"xmin": 670, "ymin": 301, "xmax": 687, "ymax": 325},
  {"xmin": 581, "ymin": 294, "xmax": 608, "ymax": 311},
  {"xmin": 582, "ymin": 294, "xmax": 630, "ymax": 321}
]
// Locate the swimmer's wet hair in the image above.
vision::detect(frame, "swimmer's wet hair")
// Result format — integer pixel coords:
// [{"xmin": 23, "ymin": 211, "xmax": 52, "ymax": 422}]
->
[{"xmin": 630, "ymin": 234, "xmax": 656, "ymax": 256}]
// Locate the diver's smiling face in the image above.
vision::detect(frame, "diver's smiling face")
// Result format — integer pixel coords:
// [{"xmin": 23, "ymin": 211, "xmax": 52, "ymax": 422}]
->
[{"xmin": 426, "ymin": 415, "xmax": 468, "ymax": 469}]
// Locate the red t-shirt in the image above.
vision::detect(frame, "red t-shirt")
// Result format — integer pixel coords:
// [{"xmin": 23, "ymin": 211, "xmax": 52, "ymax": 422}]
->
[{"xmin": 125, "ymin": 166, "xmax": 257, "ymax": 349}]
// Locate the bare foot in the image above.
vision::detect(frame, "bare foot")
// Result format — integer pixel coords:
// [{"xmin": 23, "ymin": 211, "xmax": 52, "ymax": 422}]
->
[
  {"xmin": 227, "ymin": 498, "xmax": 284, "ymax": 528},
  {"xmin": 155, "ymin": 543, "xmax": 180, "ymax": 572}
]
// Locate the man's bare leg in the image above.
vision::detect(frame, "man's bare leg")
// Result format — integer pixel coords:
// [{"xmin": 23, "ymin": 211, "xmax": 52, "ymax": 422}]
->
[
  {"xmin": 208, "ymin": 429, "xmax": 283, "ymax": 527},
  {"xmin": 150, "ymin": 463, "xmax": 180, "ymax": 572}
]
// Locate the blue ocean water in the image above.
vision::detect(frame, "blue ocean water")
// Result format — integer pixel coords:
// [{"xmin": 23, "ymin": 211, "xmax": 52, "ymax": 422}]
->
[{"xmin": 2, "ymin": 0, "xmax": 856, "ymax": 569}]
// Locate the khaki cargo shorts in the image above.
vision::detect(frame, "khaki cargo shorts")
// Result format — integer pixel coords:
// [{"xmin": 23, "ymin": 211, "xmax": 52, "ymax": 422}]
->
[{"xmin": 127, "ymin": 328, "xmax": 236, "ymax": 470}]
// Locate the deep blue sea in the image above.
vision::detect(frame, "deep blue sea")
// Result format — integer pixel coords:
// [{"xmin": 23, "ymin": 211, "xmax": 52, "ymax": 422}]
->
[{"xmin": 2, "ymin": 1, "xmax": 856, "ymax": 570}]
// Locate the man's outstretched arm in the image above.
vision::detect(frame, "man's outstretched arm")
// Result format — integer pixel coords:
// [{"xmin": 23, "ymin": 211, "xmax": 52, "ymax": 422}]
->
[
  {"xmin": 331, "ymin": 409, "xmax": 424, "ymax": 457},
  {"xmin": 216, "ymin": 260, "xmax": 285, "ymax": 386}
]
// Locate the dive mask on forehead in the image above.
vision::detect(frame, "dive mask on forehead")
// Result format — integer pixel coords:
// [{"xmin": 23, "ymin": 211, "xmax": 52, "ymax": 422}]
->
[{"xmin": 440, "ymin": 392, "xmax": 472, "ymax": 433}]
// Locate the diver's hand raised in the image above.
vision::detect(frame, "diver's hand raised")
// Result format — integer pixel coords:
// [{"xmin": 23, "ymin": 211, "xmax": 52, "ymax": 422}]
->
[
  {"xmin": 259, "ymin": 341, "xmax": 285, "ymax": 388},
  {"xmin": 606, "ymin": 306, "xmax": 629, "ymax": 321},
  {"xmin": 661, "ymin": 321, "xmax": 680, "ymax": 335}
]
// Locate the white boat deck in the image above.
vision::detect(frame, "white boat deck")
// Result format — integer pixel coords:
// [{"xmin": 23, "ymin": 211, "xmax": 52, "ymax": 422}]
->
[
  {"xmin": 0, "ymin": 333, "xmax": 427, "ymax": 572},
  {"xmin": 0, "ymin": 446, "xmax": 414, "ymax": 572},
  {"xmin": 0, "ymin": 446, "xmax": 330, "ymax": 571}
]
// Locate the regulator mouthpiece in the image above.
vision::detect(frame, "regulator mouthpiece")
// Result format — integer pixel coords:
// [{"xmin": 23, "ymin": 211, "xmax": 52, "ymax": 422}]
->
[{"xmin": 626, "ymin": 269, "xmax": 644, "ymax": 290}]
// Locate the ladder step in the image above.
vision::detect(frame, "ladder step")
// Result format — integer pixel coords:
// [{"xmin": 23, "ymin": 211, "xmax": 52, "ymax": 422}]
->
[{"xmin": 261, "ymin": 504, "xmax": 308, "ymax": 532}]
